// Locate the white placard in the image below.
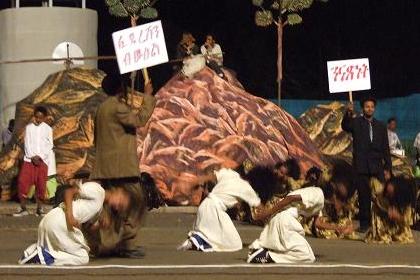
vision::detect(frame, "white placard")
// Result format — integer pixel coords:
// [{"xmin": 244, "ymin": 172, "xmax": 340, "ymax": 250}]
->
[
  {"xmin": 112, "ymin": 20, "xmax": 169, "ymax": 74},
  {"xmin": 327, "ymin": 58, "xmax": 371, "ymax": 93}
]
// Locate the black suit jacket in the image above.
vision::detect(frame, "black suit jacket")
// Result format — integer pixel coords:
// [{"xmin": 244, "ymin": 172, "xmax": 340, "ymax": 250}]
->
[{"xmin": 341, "ymin": 113, "xmax": 392, "ymax": 176}]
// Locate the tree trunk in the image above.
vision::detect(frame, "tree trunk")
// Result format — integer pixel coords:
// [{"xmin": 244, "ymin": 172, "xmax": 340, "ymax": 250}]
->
[{"xmin": 277, "ymin": 18, "xmax": 283, "ymax": 107}]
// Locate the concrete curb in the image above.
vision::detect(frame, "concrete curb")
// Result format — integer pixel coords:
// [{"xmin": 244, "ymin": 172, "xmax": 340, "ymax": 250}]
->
[{"xmin": 0, "ymin": 202, "xmax": 198, "ymax": 215}]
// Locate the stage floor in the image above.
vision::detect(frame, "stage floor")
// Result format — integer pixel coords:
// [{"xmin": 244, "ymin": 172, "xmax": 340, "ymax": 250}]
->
[{"xmin": 0, "ymin": 212, "xmax": 419, "ymax": 280}]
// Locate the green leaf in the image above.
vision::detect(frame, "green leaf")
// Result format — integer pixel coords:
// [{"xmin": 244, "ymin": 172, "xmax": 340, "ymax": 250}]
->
[
  {"xmin": 123, "ymin": 0, "xmax": 140, "ymax": 14},
  {"xmin": 137, "ymin": 0, "xmax": 152, "ymax": 8},
  {"xmin": 105, "ymin": 0, "xmax": 120, "ymax": 7},
  {"xmin": 271, "ymin": 1, "xmax": 280, "ymax": 9},
  {"xmin": 282, "ymin": 0, "xmax": 314, "ymax": 12},
  {"xmin": 109, "ymin": 2, "xmax": 129, "ymax": 17},
  {"xmin": 140, "ymin": 7, "xmax": 158, "ymax": 19},
  {"xmin": 255, "ymin": 10, "xmax": 273, "ymax": 27},
  {"xmin": 252, "ymin": 0, "xmax": 264, "ymax": 7},
  {"xmin": 287, "ymin": 13, "xmax": 303, "ymax": 25}
]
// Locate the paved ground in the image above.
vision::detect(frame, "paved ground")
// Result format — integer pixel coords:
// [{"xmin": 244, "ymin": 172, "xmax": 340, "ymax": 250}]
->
[{"xmin": 1, "ymin": 205, "xmax": 420, "ymax": 279}]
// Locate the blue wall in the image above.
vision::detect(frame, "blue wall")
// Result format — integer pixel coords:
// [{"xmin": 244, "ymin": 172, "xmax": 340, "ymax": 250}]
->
[{"xmin": 270, "ymin": 94, "xmax": 420, "ymax": 141}]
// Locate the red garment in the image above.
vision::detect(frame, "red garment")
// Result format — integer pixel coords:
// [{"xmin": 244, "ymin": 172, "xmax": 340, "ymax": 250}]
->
[{"xmin": 18, "ymin": 161, "xmax": 48, "ymax": 201}]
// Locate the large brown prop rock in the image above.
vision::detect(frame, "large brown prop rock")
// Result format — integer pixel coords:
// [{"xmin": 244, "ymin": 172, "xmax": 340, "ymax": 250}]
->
[
  {"xmin": 298, "ymin": 102, "xmax": 413, "ymax": 177},
  {"xmin": 137, "ymin": 67, "xmax": 325, "ymax": 205},
  {"xmin": 0, "ymin": 68, "xmax": 107, "ymax": 186}
]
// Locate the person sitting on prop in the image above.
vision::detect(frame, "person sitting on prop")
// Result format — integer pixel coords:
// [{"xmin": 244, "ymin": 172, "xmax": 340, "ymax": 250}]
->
[
  {"xmin": 200, "ymin": 34, "xmax": 225, "ymax": 79},
  {"xmin": 173, "ymin": 32, "xmax": 200, "ymax": 72},
  {"xmin": 18, "ymin": 177, "xmax": 140, "ymax": 265},
  {"xmin": 247, "ymin": 178, "xmax": 354, "ymax": 264},
  {"xmin": 177, "ymin": 166, "xmax": 281, "ymax": 252}
]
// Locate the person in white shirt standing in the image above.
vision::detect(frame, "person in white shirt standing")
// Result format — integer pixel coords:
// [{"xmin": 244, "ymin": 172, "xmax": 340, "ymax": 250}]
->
[
  {"xmin": 387, "ymin": 117, "xmax": 404, "ymax": 156},
  {"xmin": 413, "ymin": 132, "xmax": 420, "ymax": 158},
  {"xmin": 200, "ymin": 34, "xmax": 225, "ymax": 79},
  {"xmin": 14, "ymin": 106, "xmax": 53, "ymax": 217}
]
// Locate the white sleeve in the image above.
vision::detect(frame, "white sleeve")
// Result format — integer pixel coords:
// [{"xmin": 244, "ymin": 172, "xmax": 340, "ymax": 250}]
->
[
  {"xmin": 73, "ymin": 182, "xmax": 106, "ymax": 224},
  {"xmin": 396, "ymin": 134, "xmax": 401, "ymax": 147},
  {"xmin": 289, "ymin": 187, "xmax": 324, "ymax": 217},
  {"xmin": 414, "ymin": 133, "xmax": 420, "ymax": 149},
  {"xmin": 23, "ymin": 126, "xmax": 32, "ymax": 158},
  {"xmin": 39, "ymin": 125, "xmax": 53, "ymax": 162},
  {"xmin": 200, "ymin": 45, "xmax": 207, "ymax": 55},
  {"xmin": 78, "ymin": 182, "xmax": 105, "ymax": 201},
  {"xmin": 246, "ymin": 188, "xmax": 261, "ymax": 207},
  {"xmin": 215, "ymin": 168, "xmax": 238, "ymax": 182},
  {"xmin": 214, "ymin": 45, "xmax": 223, "ymax": 56}
]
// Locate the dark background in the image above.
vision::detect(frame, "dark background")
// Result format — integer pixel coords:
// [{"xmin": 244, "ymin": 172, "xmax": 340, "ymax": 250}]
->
[{"xmin": 2, "ymin": 0, "xmax": 419, "ymax": 100}]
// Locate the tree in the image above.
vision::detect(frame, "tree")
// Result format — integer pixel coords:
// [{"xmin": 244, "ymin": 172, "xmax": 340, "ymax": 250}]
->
[
  {"xmin": 105, "ymin": 0, "xmax": 159, "ymax": 95},
  {"xmin": 251, "ymin": 0, "xmax": 327, "ymax": 106}
]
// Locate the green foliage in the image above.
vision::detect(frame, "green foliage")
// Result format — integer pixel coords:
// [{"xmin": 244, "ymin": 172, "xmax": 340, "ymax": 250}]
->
[
  {"xmin": 251, "ymin": 0, "xmax": 327, "ymax": 27},
  {"xmin": 123, "ymin": 0, "xmax": 141, "ymax": 14},
  {"xmin": 105, "ymin": 0, "xmax": 120, "ymax": 6},
  {"xmin": 255, "ymin": 10, "xmax": 274, "ymax": 27},
  {"xmin": 252, "ymin": 0, "xmax": 264, "ymax": 7},
  {"xmin": 271, "ymin": 1, "xmax": 280, "ymax": 10},
  {"xmin": 287, "ymin": 13, "xmax": 302, "ymax": 25},
  {"xmin": 281, "ymin": 0, "xmax": 314, "ymax": 12},
  {"xmin": 140, "ymin": 7, "xmax": 158, "ymax": 19},
  {"xmin": 105, "ymin": 0, "xmax": 157, "ymax": 19},
  {"xmin": 108, "ymin": 2, "xmax": 129, "ymax": 17}
]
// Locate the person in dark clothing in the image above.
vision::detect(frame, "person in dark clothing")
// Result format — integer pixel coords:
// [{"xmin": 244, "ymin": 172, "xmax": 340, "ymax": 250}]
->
[
  {"xmin": 173, "ymin": 32, "xmax": 200, "ymax": 72},
  {"xmin": 341, "ymin": 96, "xmax": 392, "ymax": 232},
  {"xmin": 175, "ymin": 32, "xmax": 200, "ymax": 59}
]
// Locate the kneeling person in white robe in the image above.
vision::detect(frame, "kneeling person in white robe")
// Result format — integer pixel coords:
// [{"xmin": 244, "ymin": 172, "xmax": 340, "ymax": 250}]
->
[
  {"xmin": 179, "ymin": 167, "xmax": 280, "ymax": 252},
  {"xmin": 248, "ymin": 183, "xmax": 354, "ymax": 263},
  {"xmin": 19, "ymin": 181, "xmax": 133, "ymax": 265}
]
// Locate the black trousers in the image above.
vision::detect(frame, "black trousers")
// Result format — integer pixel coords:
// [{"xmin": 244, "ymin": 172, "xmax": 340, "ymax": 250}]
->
[
  {"xmin": 356, "ymin": 172, "xmax": 384, "ymax": 229},
  {"xmin": 207, "ymin": 60, "xmax": 224, "ymax": 77}
]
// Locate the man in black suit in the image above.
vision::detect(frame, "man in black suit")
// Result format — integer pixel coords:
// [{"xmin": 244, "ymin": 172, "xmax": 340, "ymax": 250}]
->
[{"xmin": 341, "ymin": 96, "xmax": 392, "ymax": 232}]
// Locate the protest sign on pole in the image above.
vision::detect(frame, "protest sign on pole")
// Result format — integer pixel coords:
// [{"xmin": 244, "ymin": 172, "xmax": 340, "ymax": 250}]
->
[
  {"xmin": 112, "ymin": 20, "xmax": 169, "ymax": 75},
  {"xmin": 327, "ymin": 58, "xmax": 371, "ymax": 102}
]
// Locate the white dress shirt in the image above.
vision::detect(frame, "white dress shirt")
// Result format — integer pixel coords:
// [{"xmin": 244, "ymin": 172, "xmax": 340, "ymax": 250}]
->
[
  {"xmin": 200, "ymin": 43, "xmax": 223, "ymax": 66},
  {"xmin": 23, "ymin": 122, "xmax": 53, "ymax": 164},
  {"xmin": 414, "ymin": 133, "xmax": 420, "ymax": 151},
  {"xmin": 387, "ymin": 129, "xmax": 401, "ymax": 151}
]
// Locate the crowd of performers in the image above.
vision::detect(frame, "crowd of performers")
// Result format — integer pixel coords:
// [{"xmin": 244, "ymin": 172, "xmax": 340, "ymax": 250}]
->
[{"xmin": 10, "ymin": 69, "xmax": 418, "ymax": 265}]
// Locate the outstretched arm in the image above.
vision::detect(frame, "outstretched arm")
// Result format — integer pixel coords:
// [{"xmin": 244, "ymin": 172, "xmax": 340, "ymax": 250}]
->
[
  {"xmin": 313, "ymin": 215, "xmax": 354, "ymax": 235},
  {"xmin": 252, "ymin": 195, "xmax": 302, "ymax": 223},
  {"xmin": 341, "ymin": 103, "xmax": 355, "ymax": 133}
]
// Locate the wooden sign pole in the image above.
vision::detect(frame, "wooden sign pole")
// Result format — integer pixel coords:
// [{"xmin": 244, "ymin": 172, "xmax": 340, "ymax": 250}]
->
[
  {"xmin": 142, "ymin": 68, "xmax": 150, "ymax": 84},
  {"xmin": 349, "ymin": 90, "xmax": 353, "ymax": 103}
]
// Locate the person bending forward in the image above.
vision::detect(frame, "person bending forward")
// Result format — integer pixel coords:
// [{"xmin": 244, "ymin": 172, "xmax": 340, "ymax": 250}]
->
[{"xmin": 18, "ymin": 182, "xmax": 131, "ymax": 265}]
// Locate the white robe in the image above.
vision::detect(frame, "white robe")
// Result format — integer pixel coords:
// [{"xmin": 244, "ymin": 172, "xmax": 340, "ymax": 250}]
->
[
  {"xmin": 249, "ymin": 187, "xmax": 324, "ymax": 263},
  {"xmin": 20, "ymin": 182, "xmax": 105, "ymax": 265},
  {"xmin": 189, "ymin": 168, "xmax": 261, "ymax": 252}
]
